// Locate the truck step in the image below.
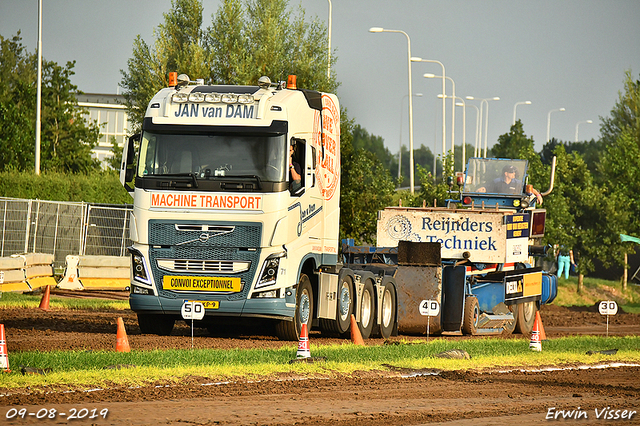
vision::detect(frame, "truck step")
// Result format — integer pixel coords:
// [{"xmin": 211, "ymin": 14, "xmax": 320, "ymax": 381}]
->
[{"xmin": 476, "ymin": 313, "xmax": 513, "ymax": 330}]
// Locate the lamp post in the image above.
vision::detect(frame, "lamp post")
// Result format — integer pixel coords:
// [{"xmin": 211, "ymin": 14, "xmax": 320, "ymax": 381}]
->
[
  {"xmin": 546, "ymin": 107, "xmax": 566, "ymax": 142},
  {"xmin": 575, "ymin": 119, "xmax": 593, "ymax": 142},
  {"xmin": 513, "ymin": 101, "xmax": 531, "ymax": 125},
  {"xmin": 369, "ymin": 27, "xmax": 416, "ymax": 193},
  {"xmin": 425, "ymin": 73, "xmax": 456, "ymax": 157},
  {"xmin": 411, "ymin": 57, "xmax": 446, "ymax": 160},
  {"xmin": 399, "ymin": 93, "xmax": 422, "ymax": 180},
  {"xmin": 35, "ymin": 0, "xmax": 43, "ymax": 175},
  {"xmin": 466, "ymin": 96, "xmax": 500, "ymax": 157},
  {"xmin": 326, "ymin": 0, "xmax": 332, "ymax": 79},
  {"xmin": 466, "ymin": 103, "xmax": 480, "ymax": 157}
]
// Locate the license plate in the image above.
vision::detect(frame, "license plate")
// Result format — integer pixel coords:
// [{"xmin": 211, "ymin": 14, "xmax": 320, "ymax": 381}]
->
[
  {"xmin": 163, "ymin": 276, "xmax": 241, "ymax": 292},
  {"xmin": 188, "ymin": 300, "xmax": 220, "ymax": 310}
]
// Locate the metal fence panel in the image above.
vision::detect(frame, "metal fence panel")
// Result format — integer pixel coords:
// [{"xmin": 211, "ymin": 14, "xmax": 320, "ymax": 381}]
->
[
  {"xmin": 0, "ymin": 197, "xmax": 131, "ymax": 271},
  {"xmin": 84, "ymin": 204, "xmax": 132, "ymax": 257}
]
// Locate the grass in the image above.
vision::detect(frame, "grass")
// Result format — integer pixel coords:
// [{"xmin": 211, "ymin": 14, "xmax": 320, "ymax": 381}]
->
[
  {"xmin": 552, "ymin": 275, "xmax": 640, "ymax": 313},
  {"xmin": 0, "ymin": 291, "xmax": 130, "ymax": 311},
  {"xmin": 2, "ymin": 336, "xmax": 639, "ymax": 391}
]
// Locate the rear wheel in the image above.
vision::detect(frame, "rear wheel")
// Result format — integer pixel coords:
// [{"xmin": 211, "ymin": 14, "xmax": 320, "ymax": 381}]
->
[
  {"xmin": 372, "ymin": 279, "xmax": 396, "ymax": 339},
  {"xmin": 358, "ymin": 280, "xmax": 375, "ymax": 339},
  {"xmin": 276, "ymin": 274, "xmax": 313, "ymax": 341},
  {"xmin": 462, "ymin": 296, "xmax": 480, "ymax": 335},
  {"xmin": 515, "ymin": 300, "xmax": 537, "ymax": 334},
  {"xmin": 137, "ymin": 313, "xmax": 175, "ymax": 336}
]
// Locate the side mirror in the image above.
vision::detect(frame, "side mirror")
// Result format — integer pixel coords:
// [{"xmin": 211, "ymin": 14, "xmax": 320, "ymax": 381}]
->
[{"xmin": 120, "ymin": 133, "xmax": 140, "ymax": 194}]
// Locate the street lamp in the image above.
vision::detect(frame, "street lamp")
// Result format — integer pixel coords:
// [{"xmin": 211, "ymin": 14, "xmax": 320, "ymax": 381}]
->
[
  {"xmin": 399, "ymin": 93, "xmax": 422, "ymax": 180},
  {"xmin": 546, "ymin": 107, "xmax": 566, "ymax": 142},
  {"xmin": 513, "ymin": 101, "xmax": 532, "ymax": 125},
  {"xmin": 411, "ymin": 57, "xmax": 447, "ymax": 160},
  {"xmin": 369, "ymin": 27, "xmax": 416, "ymax": 193},
  {"xmin": 466, "ymin": 103, "xmax": 480, "ymax": 157},
  {"xmin": 466, "ymin": 96, "xmax": 500, "ymax": 157},
  {"xmin": 575, "ymin": 119, "xmax": 593, "ymax": 142},
  {"xmin": 35, "ymin": 0, "xmax": 43, "ymax": 175},
  {"xmin": 425, "ymin": 73, "xmax": 456, "ymax": 157},
  {"xmin": 326, "ymin": 0, "xmax": 332, "ymax": 79}
]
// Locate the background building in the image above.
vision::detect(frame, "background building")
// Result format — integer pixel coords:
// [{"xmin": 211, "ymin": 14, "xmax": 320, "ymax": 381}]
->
[{"xmin": 77, "ymin": 93, "xmax": 129, "ymax": 167}]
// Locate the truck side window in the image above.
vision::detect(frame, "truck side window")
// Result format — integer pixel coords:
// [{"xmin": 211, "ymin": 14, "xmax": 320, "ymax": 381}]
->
[
  {"xmin": 310, "ymin": 146, "xmax": 317, "ymax": 187},
  {"xmin": 289, "ymin": 138, "xmax": 305, "ymax": 195}
]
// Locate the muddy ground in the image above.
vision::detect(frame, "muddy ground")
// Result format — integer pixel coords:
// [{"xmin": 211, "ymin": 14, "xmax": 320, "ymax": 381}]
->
[{"xmin": 1, "ymin": 300, "xmax": 639, "ymax": 425}]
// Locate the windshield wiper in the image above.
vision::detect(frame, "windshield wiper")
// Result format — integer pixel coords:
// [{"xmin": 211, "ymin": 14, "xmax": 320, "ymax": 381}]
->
[
  {"xmin": 156, "ymin": 173, "xmax": 199, "ymax": 189},
  {"xmin": 219, "ymin": 175, "xmax": 263, "ymax": 190}
]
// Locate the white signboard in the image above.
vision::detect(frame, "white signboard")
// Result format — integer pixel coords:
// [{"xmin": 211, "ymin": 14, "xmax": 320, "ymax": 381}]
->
[
  {"xmin": 377, "ymin": 209, "xmax": 528, "ymax": 263},
  {"xmin": 598, "ymin": 300, "xmax": 618, "ymax": 316},
  {"xmin": 419, "ymin": 300, "xmax": 440, "ymax": 316},
  {"xmin": 181, "ymin": 301, "xmax": 205, "ymax": 320}
]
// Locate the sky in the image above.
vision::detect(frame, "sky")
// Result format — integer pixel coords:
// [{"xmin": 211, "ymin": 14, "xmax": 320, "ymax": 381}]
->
[{"xmin": 2, "ymin": 0, "xmax": 639, "ymax": 158}]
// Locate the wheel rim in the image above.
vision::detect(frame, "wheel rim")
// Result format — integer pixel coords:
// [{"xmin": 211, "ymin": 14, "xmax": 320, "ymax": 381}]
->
[
  {"xmin": 339, "ymin": 282, "xmax": 351, "ymax": 321},
  {"xmin": 381, "ymin": 288, "xmax": 392, "ymax": 327},
  {"xmin": 361, "ymin": 289, "xmax": 372, "ymax": 327},
  {"xmin": 299, "ymin": 289, "xmax": 310, "ymax": 324},
  {"xmin": 473, "ymin": 304, "xmax": 480, "ymax": 327}
]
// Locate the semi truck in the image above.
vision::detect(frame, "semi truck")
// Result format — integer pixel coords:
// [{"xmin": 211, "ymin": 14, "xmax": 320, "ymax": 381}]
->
[{"xmin": 120, "ymin": 73, "xmax": 556, "ymax": 340}]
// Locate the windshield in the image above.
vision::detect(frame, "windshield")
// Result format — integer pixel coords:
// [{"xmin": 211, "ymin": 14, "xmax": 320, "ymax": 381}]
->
[
  {"xmin": 137, "ymin": 131, "xmax": 287, "ymax": 182},
  {"xmin": 463, "ymin": 158, "xmax": 528, "ymax": 195}
]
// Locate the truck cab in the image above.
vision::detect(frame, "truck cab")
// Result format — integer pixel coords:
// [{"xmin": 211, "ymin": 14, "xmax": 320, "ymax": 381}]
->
[{"xmin": 120, "ymin": 74, "xmax": 343, "ymax": 340}]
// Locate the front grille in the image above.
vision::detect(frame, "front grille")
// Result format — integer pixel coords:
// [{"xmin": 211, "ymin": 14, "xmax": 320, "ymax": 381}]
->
[
  {"xmin": 148, "ymin": 220, "xmax": 262, "ymax": 301},
  {"xmin": 157, "ymin": 258, "xmax": 250, "ymax": 273}
]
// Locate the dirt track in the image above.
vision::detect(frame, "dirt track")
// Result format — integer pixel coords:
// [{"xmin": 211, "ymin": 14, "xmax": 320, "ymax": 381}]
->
[{"xmin": 1, "ymin": 303, "xmax": 639, "ymax": 425}]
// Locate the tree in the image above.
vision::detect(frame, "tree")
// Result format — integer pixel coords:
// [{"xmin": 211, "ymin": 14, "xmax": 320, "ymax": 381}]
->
[
  {"xmin": 600, "ymin": 70, "xmax": 640, "ymax": 148},
  {"xmin": 490, "ymin": 120, "xmax": 535, "ymax": 160},
  {"xmin": 352, "ymin": 124, "xmax": 396, "ymax": 173},
  {"xmin": 121, "ymin": 0, "xmax": 338, "ymax": 131},
  {"xmin": 340, "ymin": 114, "xmax": 396, "ymax": 245},
  {"xmin": 120, "ymin": 0, "xmax": 208, "ymax": 131},
  {"xmin": 0, "ymin": 32, "xmax": 100, "ymax": 173}
]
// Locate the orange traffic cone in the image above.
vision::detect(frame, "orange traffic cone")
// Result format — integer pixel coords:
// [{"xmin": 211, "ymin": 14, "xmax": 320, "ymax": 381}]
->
[
  {"xmin": 535, "ymin": 311, "xmax": 547, "ymax": 341},
  {"xmin": 296, "ymin": 323, "xmax": 311, "ymax": 358},
  {"xmin": 350, "ymin": 314, "xmax": 365, "ymax": 346},
  {"xmin": 116, "ymin": 317, "xmax": 131, "ymax": 353},
  {"xmin": 38, "ymin": 285, "xmax": 51, "ymax": 311},
  {"xmin": 0, "ymin": 324, "xmax": 10, "ymax": 372},
  {"xmin": 529, "ymin": 313, "xmax": 542, "ymax": 351}
]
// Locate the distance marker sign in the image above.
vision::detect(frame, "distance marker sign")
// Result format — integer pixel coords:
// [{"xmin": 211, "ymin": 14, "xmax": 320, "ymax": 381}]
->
[{"xmin": 181, "ymin": 301, "xmax": 205, "ymax": 320}]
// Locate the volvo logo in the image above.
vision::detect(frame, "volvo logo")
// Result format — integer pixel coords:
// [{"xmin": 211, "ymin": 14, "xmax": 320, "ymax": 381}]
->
[{"xmin": 176, "ymin": 232, "xmax": 213, "ymax": 246}]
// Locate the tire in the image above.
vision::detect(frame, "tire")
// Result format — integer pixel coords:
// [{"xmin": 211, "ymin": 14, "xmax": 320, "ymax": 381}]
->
[
  {"xmin": 515, "ymin": 300, "xmax": 537, "ymax": 334},
  {"xmin": 358, "ymin": 279, "xmax": 375, "ymax": 339},
  {"xmin": 462, "ymin": 296, "xmax": 480, "ymax": 335},
  {"xmin": 372, "ymin": 278, "xmax": 396, "ymax": 339},
  {"xmin": 276, "ymin": 274, "xmax": 313, "ymax": 341},
  {"xmin": 137, "ymin": 313, "xmax": 175, "ymax": 336},
  {"xmin": 502, "ymin": 304, "xmax": 517, "ymax": 335},
  {"xmin": 320, "ymin": 271, "xmax": 355, "ymax": 336}
]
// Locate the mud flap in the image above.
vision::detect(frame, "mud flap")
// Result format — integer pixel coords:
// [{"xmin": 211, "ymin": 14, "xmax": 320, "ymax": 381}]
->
[{"xmin": 442, "ymin": 265, "xmax": 466, "ymax": 332}]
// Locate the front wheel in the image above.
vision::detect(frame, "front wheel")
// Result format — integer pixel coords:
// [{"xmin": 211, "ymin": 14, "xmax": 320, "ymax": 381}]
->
[{"xmin": 276, "ymin": 274, "xmax": 313, "ymax": 341}]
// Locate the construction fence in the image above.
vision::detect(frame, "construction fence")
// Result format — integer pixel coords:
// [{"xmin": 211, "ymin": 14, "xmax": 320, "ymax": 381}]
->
[{"xmin": 0, "ymin": 197, "xmax": 132, "ymax": 271}]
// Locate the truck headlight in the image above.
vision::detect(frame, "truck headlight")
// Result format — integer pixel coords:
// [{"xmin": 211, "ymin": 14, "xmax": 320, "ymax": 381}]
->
[
  {"xmin": 129, "ymin": 249, "xmax": 151, "ymax": 284},
  {"xmin": 256, "ymin": 252, "xmax": 285, "ymax": 289}
]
